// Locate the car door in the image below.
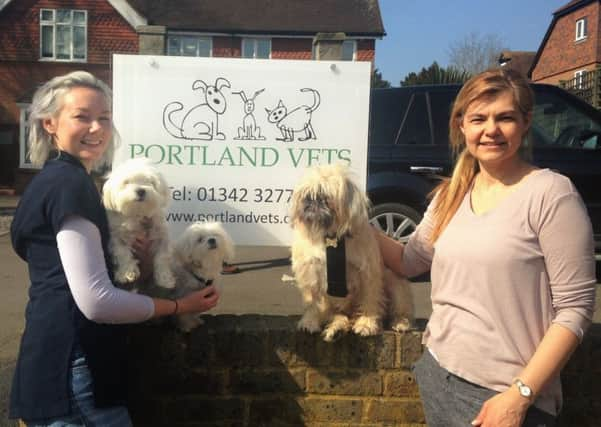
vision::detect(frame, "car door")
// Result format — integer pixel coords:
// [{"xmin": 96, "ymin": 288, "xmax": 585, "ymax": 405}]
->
[{"xmin": 530, "ymin": 85, "xmax": 601, "ymax": 250}]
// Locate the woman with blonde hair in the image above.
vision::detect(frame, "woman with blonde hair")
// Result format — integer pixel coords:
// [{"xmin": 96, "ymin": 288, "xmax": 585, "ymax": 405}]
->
[
  {"xmin": 375, "ymin": 68, "xmax": 596, "ymax": 427},
  {"xmin": 10, "ymin": 71, "xmax": 220, "ymax": 426}
]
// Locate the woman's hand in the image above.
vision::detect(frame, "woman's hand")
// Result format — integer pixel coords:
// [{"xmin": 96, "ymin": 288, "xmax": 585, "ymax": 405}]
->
[
  {"xmin": 471, "ymin": 388, "xmax": 529, "ymax": 427},
  {"xmin": 178, "ymin": 285, "xmax": 220, "ymax": 314},
  {"xmin": 132, "ymin": 235, "xmax": 154, "ymax": 282}
]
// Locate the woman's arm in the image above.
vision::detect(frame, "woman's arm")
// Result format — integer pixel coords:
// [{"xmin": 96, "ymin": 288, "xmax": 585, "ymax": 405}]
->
[
  {"xmin": 57, "ymin": 216, "xmax": 219, "ymax": 323},
  {"xmin": 373, "ymin": 228, "xmax": 406, "ymax": 275}
]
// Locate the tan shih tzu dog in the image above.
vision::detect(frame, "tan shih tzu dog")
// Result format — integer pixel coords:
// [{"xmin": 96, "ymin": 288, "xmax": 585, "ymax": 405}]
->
[
  {"xmin": 171, "ymin": 221, "xmax": 234, "ymax": 332},
  {"xmin": 102, "ymin": 158, "xmax": 175, "ymax": 290},
  {"xmin": 290, "ymin": 164, "xmax": 414, "ymax": 341}
]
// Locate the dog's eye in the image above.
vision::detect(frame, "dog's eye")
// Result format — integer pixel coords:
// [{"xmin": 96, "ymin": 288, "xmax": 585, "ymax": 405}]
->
[{"xmin": 197, "ymin": 237, "xmax": 204, "ymax": 243}]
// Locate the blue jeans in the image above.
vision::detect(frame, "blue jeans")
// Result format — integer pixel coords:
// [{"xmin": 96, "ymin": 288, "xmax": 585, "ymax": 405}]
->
[
  {"xmin": 412, "ymin": 350, "xmax": 556, "ymax": 427},
  {"xmin": 24, "ymin": 349, "xmax": 132, "ymax": 427}
]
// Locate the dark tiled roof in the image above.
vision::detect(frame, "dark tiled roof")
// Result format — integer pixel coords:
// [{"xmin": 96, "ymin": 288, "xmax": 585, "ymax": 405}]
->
[
  {"xmin": 126, "ymin": 0, "xmax": 385, "ymax": 36},
  {"xmin": 498, "ymin": 51, "xmax": 536, "ymax": 78},
  {"xmin": 553, "ymin": 0, "xmax": 589, "ymax": 15}
]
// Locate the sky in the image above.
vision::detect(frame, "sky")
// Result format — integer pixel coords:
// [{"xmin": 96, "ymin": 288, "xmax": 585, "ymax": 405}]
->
[{"xmin": 375, "ymin": 0, "xmax": 569, "ymax": 86}]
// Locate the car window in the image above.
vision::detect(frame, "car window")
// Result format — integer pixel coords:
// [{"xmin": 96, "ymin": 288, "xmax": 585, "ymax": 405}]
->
[
  {"xmin": 531, "ymin": 88, "xmax": 601, "ymax": 150},
  {"xmin": 369, "ymin": 89, "xmax": 410, "ymax": 146},
  {"xmin": 395, "ymin": 93, "xmax": 431, "ymax": 145},
  {"xmin": 429, "ymin": 90, "xmax": 458, "ymax": 145}
]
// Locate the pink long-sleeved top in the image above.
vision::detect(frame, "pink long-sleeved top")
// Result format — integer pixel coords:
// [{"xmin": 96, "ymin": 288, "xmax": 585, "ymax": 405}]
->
[{"xmin": 402, "ymin": 168, "xmax": 596, "ymax": 415}]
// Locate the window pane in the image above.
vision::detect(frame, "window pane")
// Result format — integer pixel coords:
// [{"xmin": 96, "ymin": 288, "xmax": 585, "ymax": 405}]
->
[
  {"xmin": 243, "ymin": 40, "xmax": 254, "ymax": 58},
  {"xmin": 56, "ymin": 9, "xmax": 71, "ymax": 23},
  {"xmin": 182, "ymin": 37, "xmax": 197, "ymax": 56},
  {"xmin": 41, "ymin": 25, "xmax": 54, "ymax": 57},
  {"xmin": 429, "ymin": 90, "xmax": 458, "ymax": 145},
  {"xmin": 342, "ymin": 40, "xmax": 354, "ymax": 61},
  {"xmin": 256, "ymin": 39, "xmax": 270, "ymax": 58},
  {"xmin": 73, "ymin": 26, "xmax": 86, "ymax": 59},
  {"xmin": 168, "ymin": 37, "xmax": 181, "ymax": 55},
  {"xmin": 198, "ymin": 38, "xmax": 211, "ymax": 57},
  {"xmin": 41, "ymin": 9, "xmax": 53, "ymax": 21},
  {"xmin": 398, "ymin": 93, "xmax": 431, "ymax": 145},
  {"xmin": 73, "ymin": 11, "xmax": 86, "ymax": 25},
  {"xmin": 56, "ymin": 25, "xmax": 71, "ymax": 59}
]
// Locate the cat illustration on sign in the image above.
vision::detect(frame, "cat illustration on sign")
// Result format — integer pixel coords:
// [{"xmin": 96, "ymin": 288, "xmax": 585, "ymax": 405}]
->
[
  {"xmin": 232, "ymin": 88, "xmax": 265, "ymax": 140},
  {"xmin": 265, "ymin": 88, "xmax": 321, "ymax": 142},
  {"xmin": 163, "ymin": 77, "xmax": 231, "ymax": 141}
]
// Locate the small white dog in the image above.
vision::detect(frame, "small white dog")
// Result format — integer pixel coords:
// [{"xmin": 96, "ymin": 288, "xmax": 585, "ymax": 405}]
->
[
  {"xmin": 102, "ymin": 158, "xmax": 175, "ymax": 290},
  {"xmin": 290, "ymin": 164, "xmax": 414, "ymax": 342},
  {"xmin": 171, "ymin": 221, "xmax": 234, "ymax": 332}
]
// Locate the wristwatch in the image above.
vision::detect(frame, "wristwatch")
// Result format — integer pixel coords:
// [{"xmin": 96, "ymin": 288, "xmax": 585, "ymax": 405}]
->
[{"xmin": 513, "ymin": 378, "xmax": 533, "ymax": 401}]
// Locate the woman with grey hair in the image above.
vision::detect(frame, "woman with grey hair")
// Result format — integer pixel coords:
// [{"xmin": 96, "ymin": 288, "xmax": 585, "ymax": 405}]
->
[{"xmin": 10, "ymin": 71, "xmax": 220, "ymax": 426}]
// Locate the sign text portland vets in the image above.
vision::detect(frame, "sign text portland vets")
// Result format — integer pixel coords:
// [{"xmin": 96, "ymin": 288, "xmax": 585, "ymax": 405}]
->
[{"xmin": 112, "ymin": 54, "xmax": 371, "ymax": 245}]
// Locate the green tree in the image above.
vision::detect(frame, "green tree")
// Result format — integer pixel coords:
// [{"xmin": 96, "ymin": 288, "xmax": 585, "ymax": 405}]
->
[
  {"xmin": 371, "ymin": 68, "xmax": 391, "ymax": 88},
  {"xmin": 400, "ymin": 62, "xmax": 471, "ymax": 86}
]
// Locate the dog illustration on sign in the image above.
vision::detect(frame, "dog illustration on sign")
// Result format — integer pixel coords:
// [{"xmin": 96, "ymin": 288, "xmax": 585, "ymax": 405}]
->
[
  {"xmin": 232, "ymin": 88, "xmax": 266, "ymax": 140},
  {"xmin": 163, "ymin": 77, "xmax": 231, "ymax": 141},
  {"xmin": 265, "ymin": 88, "xmax": 321, "ymax": 142}
]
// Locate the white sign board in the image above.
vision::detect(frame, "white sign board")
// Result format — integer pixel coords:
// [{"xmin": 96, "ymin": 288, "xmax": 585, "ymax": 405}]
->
[{"xmin": 113, "ymin": 54, "xmax": 371, "ymax": 246}]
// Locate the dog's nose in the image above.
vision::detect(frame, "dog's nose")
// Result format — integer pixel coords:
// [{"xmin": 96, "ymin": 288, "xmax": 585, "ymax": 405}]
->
[
  {"xmin": 136, "ymin": 188, "xmax": 146, "ymax": 199},
  {"xmin": 208, "ymin": 238, "xmax": 217, "ymax": 249}
]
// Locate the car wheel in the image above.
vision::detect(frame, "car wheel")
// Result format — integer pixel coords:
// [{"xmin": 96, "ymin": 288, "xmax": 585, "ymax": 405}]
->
[{"xmin": 369, "ymin": 203, "xmax": 422, "ymax": 243}]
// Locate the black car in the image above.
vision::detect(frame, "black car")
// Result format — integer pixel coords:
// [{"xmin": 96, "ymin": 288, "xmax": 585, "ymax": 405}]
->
[{"xmin": 367, "ymin": 83, "xmax": 601, "ymax": 261}]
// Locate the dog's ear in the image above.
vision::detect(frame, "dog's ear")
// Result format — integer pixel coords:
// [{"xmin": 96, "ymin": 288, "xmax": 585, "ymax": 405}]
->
[
  {"xmin": 215, "ymin": 77, "xmax": 231, "ymax": 91},
  {"xmin": 101, "ymin": 175, "xmax": 116, "ymax": 210},
  {"xmin": 192, "ymin": 80, "xmax": 207, "ymax": 93},
  {"xmin": 153, "ymin": 171, "xmax": 170, "ymax": 207},
  {"xmin": 220, "ymin": 227, "xmax": 236, "ymax": 263},
  {"xmin": 342, "ymin": 177, "xmax": 369, "ymax": 235}
]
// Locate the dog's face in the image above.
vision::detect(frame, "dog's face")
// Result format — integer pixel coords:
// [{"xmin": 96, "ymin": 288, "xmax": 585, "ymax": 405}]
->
[
  {"xmin": 102, "ymin": 158, "xmax": 169, "ymax": 217},
  {"xmin": 290, "ymin": 164, "xmax": 369, "ymax": 239},
  {"xmin": 173, "ymin": 221, "xmax": 235, "ymax": 278}
]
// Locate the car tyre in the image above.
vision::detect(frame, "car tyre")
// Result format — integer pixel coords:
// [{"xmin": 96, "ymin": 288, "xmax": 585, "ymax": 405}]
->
[{"xmin": 369, "ymin": 203, "xmax": 422, "ymax": 244}]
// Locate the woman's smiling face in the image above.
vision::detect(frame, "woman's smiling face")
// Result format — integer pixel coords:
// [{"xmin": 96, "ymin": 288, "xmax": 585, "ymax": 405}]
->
[
  {"xmin": 460, "ymin": 90, "xmax": 531, "ymax": 169},
  {"xmin": 43, "ymin": 86, "xmax": 112, "ymax": 172}
]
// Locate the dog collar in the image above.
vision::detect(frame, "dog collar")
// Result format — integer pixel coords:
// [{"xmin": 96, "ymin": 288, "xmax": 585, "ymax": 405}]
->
[{"xmin": 191, "ymin": 272, "xmax": 213, "ymax": 286}]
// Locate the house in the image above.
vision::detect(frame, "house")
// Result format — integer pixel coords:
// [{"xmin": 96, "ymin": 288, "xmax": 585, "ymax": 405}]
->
[
  {"xmin": 497, "ymin": 50, "xmax": 536, "ymax": 78},
  {"xmin": 529, "ymin": 0, "xmax": 601, "ymax": 106},
  {"xmin": 0, "ymin": 0, "xmax": 385, "ymax": 193}
]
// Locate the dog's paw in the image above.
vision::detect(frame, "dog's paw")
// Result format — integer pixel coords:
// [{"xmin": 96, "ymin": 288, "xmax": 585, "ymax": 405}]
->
[
  {"xmin": 115, "ymin": 266, "xmax": 140, "ymax": 284},
  {"xmin": 391, "ymin": 317, "xmax": 412, "ymax": 332},
  {"xmin": 297, "ymin": 315, "xmax": 321, "ymax": 334},
  {"xmin": 322, "ymin": 315, "xmax": 351, "ymax": 342},
  {"xmin": 352, "ymin": 315, "xmax": 381, "ymax": 336},
  {"xmin": 177, "ymin": 315, "xmax": 204, "ymax": 333},
  {"xmin": 155, "ymin": 270, "xmax": 176, "ymax": 289}
]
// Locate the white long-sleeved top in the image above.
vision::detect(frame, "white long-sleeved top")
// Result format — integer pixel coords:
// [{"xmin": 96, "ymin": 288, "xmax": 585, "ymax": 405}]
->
[{"xmin": 57, "ymin": 216, "xmax": 154, "ymax": 323}]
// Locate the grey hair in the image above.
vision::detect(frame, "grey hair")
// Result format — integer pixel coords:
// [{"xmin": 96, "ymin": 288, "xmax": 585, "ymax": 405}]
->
[{"xmin": 28, "ymin": 70, "xmax": 118, "ymax": 170}]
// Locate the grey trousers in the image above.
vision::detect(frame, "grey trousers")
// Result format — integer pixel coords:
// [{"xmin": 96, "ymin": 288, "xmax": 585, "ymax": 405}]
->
[{"xmin": 412, "ymin": 350, "xmax": 556, "ymax": 427}]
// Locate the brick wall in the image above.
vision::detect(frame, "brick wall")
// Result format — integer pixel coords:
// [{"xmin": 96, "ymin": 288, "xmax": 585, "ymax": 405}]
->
[
  {"xmin": 532, "ymin": 2, "xmax": 600, "ymax": 83},
  {"xmin": 126, "ymin": 316, "xmax": 601, "ymax": 427}
]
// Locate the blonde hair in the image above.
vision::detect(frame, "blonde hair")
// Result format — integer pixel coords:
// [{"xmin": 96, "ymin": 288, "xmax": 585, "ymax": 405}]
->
[
  {"xmin": 28, "ymin": 70, "xmax": 117, "ymax": 170},
  {"xmin": 429, "ymin": 68, "xmax": 534, "ymax": 243}
]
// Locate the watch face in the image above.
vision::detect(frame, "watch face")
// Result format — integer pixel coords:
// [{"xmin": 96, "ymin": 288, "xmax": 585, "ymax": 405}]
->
[{"xmin": 519, "ymin": 385, "xmax": 532, "ymax": 397}]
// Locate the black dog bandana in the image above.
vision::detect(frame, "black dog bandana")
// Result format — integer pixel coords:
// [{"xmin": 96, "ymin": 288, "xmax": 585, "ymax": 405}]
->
[{"xmin": 326, "ymin": 237, "xmax": 348, "ymax": 297}]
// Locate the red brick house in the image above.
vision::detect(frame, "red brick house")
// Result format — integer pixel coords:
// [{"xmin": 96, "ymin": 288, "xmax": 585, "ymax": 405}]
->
[
  {"xmin": 0, "ymin": 0, "xmax": 384, "ymax": 192},
  {"xmin": 530, "ymin": 0, "xmax": 601, "ymax": 90}
]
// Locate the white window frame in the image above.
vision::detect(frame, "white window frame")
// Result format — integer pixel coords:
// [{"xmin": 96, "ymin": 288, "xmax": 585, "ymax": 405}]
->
[
  {"xmin": 167, "ymin": 34, "xmax": 212, "ymax": 57},
  {"xmin": 576, "ymin": 17, "xmax": 587, "ymax": 41},
  {"xmin": 574, "ymin": 69, "xmax": 587, "ymax": 89},
  {"xmin": 242, "ymin": 37, "xmax": 272, "ymax": 59},
  {"xmin": 40, "ymin": 8, "xmax": 88, "ymax": 62},
  {"xmin": 17, "ymin": 103, "xmax": 36, "ymax": 169},
  {"xmin": 341, "ymin": 40, "xmax": 357, "ymax": 61}
]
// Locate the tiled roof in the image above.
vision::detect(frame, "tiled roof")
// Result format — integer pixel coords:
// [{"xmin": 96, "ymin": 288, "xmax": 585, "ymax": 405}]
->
[{"xmin": 126, "ymin": 0, "xmax": 385, "ymax": 36}]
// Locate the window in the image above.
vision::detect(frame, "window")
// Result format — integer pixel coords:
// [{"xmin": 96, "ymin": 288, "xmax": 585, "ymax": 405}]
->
[
  {"xmin": 40, "ymin": 9, "xmax": 87, "ymax": 61},
  {"xmin": 341, "ymin": 40, "xmax": 356, "ymax": 61},
  {"xmin": 17, "ymin": 104, "xmax": 34, "ymax": 169},
  {"xmin": 575, "ymin": 70, "xmax": 587, "ymax": 89},
  {"xmin": 167, "ymin": 35, "xmax": 212, "ymax": 57},
  {"xmin": 576, "ymin": 17, "xmax": 587, "ymax": 41},
  {"xmin": 242, "ymin": 38, "xmax": 271, "ymax": 59},
  {"xmin": 396, "ymin": 93, "xmax": 431, "ymax": 145}
]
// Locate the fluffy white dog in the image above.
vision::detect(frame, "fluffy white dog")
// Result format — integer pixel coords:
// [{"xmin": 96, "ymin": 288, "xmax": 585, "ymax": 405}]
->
[
  {"xmin": 290, "ymin": 164, "xmax": 414, "ymax": 342},
  {"xmin": 171, "ymin": 221, "xmax": 234, "ymax": 332},
  {"xmin": 102, "ymin": 158, "xmax": 175, "ymax": 290}
]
